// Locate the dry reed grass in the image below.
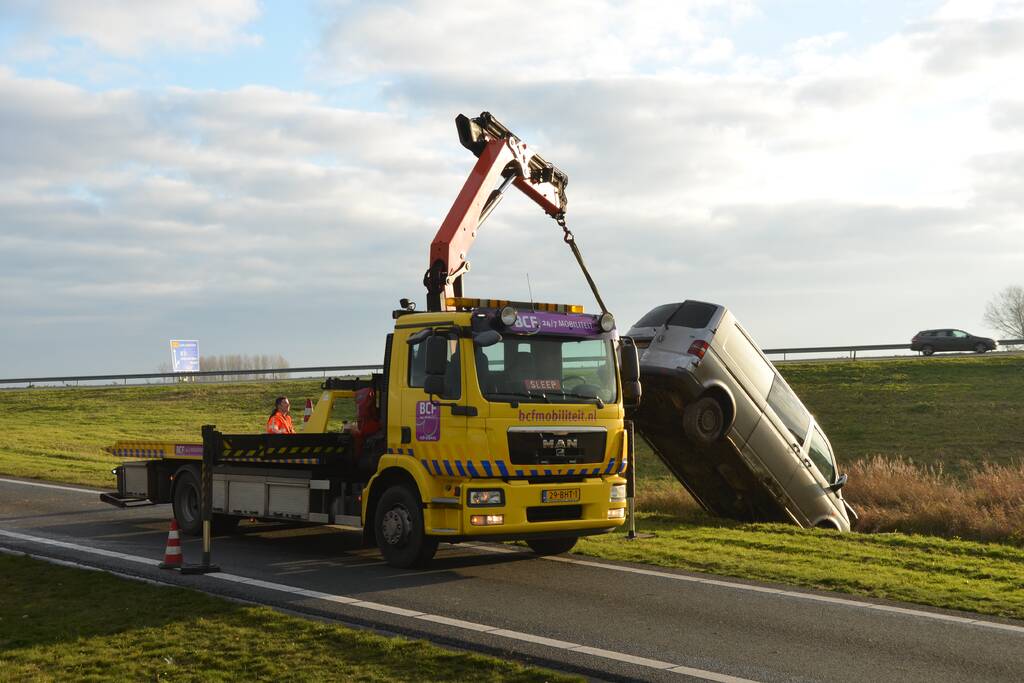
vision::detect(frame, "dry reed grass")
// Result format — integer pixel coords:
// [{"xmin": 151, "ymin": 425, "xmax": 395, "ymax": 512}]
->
[
  {"xmin": 636, "ymin": 456, "xmax": 1024, "ymax": 545},
  {"xmin": 845, "ymin": 456, "xmax": 1024, "ymax": 544}
]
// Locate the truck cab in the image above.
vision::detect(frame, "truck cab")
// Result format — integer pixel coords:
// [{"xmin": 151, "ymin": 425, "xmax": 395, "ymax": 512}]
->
[{"xmin": 361, "ymin": 297, "xmax": 631, "ymax": 566}]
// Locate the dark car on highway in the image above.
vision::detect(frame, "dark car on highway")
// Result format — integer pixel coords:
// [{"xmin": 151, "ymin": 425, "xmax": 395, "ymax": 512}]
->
[{"xmin": 911, "ymin": 329, "xmax": 997, "ymax": 355}]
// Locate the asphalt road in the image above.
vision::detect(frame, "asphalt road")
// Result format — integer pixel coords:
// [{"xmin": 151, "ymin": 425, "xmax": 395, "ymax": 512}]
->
[{"xmin": 2, "ymin": 477, "xmax": 1022, "ymax": 683}]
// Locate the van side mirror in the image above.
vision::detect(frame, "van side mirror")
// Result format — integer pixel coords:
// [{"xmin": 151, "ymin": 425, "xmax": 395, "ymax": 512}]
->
[{"xmin": 827, "ymin": 472, "xmax": 848, "ymax": 493}]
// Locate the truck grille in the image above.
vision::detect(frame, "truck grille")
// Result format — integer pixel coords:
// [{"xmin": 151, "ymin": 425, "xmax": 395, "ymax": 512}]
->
[
  {"xmin": 507, "ymin": 430, "xmax": 606, "ymax": 466},
  {"xmin": 527, "ymin": 505, "xmax": 583, "ymax": 522}
]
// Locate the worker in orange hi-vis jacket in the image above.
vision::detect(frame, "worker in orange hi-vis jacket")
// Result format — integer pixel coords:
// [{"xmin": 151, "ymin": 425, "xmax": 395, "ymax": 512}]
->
[{"xmin": 266, "ymin": 396, "xmax": 295, "ymax": 434}]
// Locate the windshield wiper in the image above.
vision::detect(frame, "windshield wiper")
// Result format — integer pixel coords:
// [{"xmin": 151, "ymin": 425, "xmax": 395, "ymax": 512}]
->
[
  {"xmin": 555, "ymin": 391, "xmax": 605, "ymax": 409},
  {"xmin": 486, "ymin": 390, "xmax": 551, "ymax": 405}
]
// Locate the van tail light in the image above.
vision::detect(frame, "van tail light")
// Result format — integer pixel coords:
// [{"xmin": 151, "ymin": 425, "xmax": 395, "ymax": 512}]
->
[{"xmin": 687, "ymin": 340, "xmax": 709, "ymax": 358}]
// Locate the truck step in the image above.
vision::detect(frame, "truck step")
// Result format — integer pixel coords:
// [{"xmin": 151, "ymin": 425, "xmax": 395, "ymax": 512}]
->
[{"xmin": 99, "ymin": 492, "xmax": 156, "ymax": 508}]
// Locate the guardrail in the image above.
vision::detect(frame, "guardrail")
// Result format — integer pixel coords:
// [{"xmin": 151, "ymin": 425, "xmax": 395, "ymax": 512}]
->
[
  {"xmin": 4, "ymin": 339, "xmax": 1024, "ymax": 386},
  {"xmin": 763, "ymin": 339, "xmax": 1024, "ymax": 360},
  {"xmin": 0, "ymin": 364, "xmax": 384, "ymax": 387}
]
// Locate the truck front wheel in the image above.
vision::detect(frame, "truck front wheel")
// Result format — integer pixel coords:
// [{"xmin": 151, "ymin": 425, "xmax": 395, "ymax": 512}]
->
[
  {"xmin": 374, "ymin": 485, "xmax": 438, "ymax": 568},
  {"xmin": 526, "ymin": 537, "xmax": 577, "ymax": 556}
]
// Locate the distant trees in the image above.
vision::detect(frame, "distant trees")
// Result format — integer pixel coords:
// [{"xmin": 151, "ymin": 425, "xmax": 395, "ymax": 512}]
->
[
  {"xmin": 983, "ymin": 286, "xmax": 1024, "ymax": 340},
  {"xmin": 156, "ymin": 354, "xmax": 291, "ymax": 381}
]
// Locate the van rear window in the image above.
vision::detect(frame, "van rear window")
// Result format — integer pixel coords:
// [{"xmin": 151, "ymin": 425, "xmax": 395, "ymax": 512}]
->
[
  {"xmin": 667, "ymin": 301, "xmax": 718, "ymax": 329},
  {"xmin": 633, "ymin": 303, "xmax": 681, "ymax": 328}
]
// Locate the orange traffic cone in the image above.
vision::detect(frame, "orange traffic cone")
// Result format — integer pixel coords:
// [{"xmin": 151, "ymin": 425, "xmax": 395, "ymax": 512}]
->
[
  {"xmin": 159, "ymin": 518, "xmax": 183, "ymax": 569},
  {"xmin": 303, "ymin": 398, "xmax": 313, "ymax": 423}
]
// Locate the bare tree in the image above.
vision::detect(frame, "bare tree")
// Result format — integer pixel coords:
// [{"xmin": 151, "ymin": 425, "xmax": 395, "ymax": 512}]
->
[
  {"xmin": 194, "ymin": 353, "xmax": 291, "ymax": 381},
  {"xmin": 984, "ymin": 285, "xmax": 1024, "ymax": 340}
]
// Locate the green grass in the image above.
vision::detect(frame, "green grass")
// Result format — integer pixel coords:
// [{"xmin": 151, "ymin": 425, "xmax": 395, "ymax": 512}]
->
[
  {"xmin": 577, "ymin": 514, "xmax": 1024, "ymax": 620},
  {"xmin": 0, "ymin": 554, "xmax": 579, "ymax": 682},
  {"xmin": 780, "ymin": 354, "xmax": 1024, "ymax": 474},
  {"xmin": 0, "ymin": 380, "xmax": 333, "ymax": 488}
]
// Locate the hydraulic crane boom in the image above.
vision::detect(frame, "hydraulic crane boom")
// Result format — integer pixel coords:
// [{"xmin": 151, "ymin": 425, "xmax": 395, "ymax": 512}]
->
[{"xmin": 424, "ymin": 112, "xmax": 569, "ymax": 312}]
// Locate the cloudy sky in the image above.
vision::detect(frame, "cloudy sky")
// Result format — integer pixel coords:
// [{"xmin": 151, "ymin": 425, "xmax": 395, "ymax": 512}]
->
[{"xmin": 1, "ymin": 0, "xmax": 1022, "ymax": 377}]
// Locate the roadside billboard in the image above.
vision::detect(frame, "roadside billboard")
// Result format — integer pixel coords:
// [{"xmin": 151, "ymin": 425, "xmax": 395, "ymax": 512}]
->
[{"xmin": 169, "ymin": 340, "xmax": 200, "ymax": 373}]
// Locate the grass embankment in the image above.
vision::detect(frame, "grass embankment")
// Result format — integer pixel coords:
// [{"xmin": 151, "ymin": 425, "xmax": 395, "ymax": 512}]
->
[
  {"xmin": 0, "ymin": 555, "xmax": 578, "ymax": 682},
  {"xmin": 1, "ymin": 357, "xmax": 1023, "ymax": 620},
  {"xmin": 782, "ymin": 354, "xmax": 1024, "ymax": 472}
]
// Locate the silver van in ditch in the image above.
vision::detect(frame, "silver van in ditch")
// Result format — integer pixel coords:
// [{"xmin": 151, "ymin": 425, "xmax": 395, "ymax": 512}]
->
[{"xmin": 627, "ymin": 301, "xmax": 856, "ymax": 531}]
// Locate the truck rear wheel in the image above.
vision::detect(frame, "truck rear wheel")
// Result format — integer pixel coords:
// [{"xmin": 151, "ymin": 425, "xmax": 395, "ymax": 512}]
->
[
  {"xmin": 172, "ymin": 469, "xmax": 202, "ymax": 536},
  {"xmin": 526, "ymin": 537, "xmax": 577, "ymax": 556},
  {"xmin": 172, "ymin": 468, "xmax": 238, "ymax": 535},
  {"xmin": 683, "ymin": 395, "xmax": 725, "ymax": 445},
  {"xmin": 374, "ymin": 484, "xmax": 437, "ymax": 568}
]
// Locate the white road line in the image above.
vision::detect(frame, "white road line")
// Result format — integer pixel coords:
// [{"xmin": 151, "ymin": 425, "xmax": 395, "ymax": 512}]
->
[
  {"xmin": 0, "ymin": 528, "xmax": 757, "ymax": 683},
  {"xmin": 0, "ymin": 478, "xmax": 102, "ymax": 494},
  {"xmin": 464, "ymin": 543, "xmax": 1024, "ymax": 635}
]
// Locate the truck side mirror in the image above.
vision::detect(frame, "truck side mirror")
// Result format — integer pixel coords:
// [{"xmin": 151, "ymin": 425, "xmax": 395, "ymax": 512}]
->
[
  {"xmin": 472, "ymin": 329, "xmax": 502, "ymax": 347},
  {"xmin": 423, "ymin": 335, "xmax": 449, "ymax": 396},
  {"xmin": 620, "ymin": 339, "xmax": 640, "ymax": 383},
  {"xmin": 619, "ymin": 339, "xmax": 642, "ymax": 407}
]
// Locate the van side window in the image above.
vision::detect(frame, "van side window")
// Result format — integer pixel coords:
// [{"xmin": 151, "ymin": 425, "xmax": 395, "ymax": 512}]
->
[
  {"xmin": 408, "ymin": 338, "xmax": 462, "ymax": 399},
  {"xmin": 766, "ymin": 377, "xmax": 810, "ymax": 445},
  {"xmin": 667, "ymin": 301, "xmax": 718, "ymax": 329},
  {"xmin": 808, "ymin": 429, "xmax": 836, "ymax": 483},
  {"xmin": 723, "ymin": 324, "xmax": 775, "ymax": 397}
]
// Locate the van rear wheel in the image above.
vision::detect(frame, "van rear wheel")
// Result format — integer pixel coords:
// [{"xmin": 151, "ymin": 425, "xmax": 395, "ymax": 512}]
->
[{"xmin": 683, "ymin": 396, "xmax": 725, "ymax": 446}]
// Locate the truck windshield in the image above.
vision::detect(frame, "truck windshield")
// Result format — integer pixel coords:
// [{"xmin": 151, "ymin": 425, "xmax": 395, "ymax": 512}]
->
[{"xmin": 475, "ymin": 336, "xmax": 617, "ymax": 405}]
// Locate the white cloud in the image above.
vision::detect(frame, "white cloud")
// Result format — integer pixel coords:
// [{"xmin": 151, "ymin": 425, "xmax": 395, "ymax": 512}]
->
[
  {"xmin": 4, "ymin": 0, "xmax": 262, "ymax": 57},
  {"xmin": 317, "ymin": 0, "xmax": 752, "ymax": 82},
  {"xmin": 4, "ymin": 1, "xmax": 1024, "ymax": 374}
]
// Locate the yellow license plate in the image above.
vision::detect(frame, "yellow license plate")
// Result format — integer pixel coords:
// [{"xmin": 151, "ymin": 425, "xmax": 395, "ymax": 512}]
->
[{"xmin": 542, "ymin": 488, "xmax": 580, "ymax": 503}]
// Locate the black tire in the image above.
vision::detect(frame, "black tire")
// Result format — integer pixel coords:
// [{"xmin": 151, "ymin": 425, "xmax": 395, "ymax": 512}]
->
[
  {"xmin": 975, "ymin": 343, "xmax": 987, "ymax": 354},
  {"xmin": 374, "ymin": 484, "xmax": 437, "ymax": 568},
  {"xmin": 682, "ymin": 395, "xmax": 726, "ymax": 445},
  {"xmin": 526, "ymin": 537, "xmax": 578, "ymax": 556},
  {"xmin": 172, "ymin": 469, "xmax": 202, "ymax": 536},
  {"xmin": 921, "ymin": 345, "xmax": 935, "ymax": 356}
]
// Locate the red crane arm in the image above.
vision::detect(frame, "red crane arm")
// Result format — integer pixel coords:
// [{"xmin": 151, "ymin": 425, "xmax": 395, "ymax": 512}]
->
[{"xmin": 424, "ymin": 112, "xmax": 568, "ymax": 312}]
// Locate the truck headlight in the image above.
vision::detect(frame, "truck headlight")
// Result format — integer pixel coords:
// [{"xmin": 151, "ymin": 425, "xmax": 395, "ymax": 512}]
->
[
  {"xmin": 468, "ymin": 489, "xmax": 504, "ymax": 506},
  {"xmin": 607, "ymin": 508, "xmax": 625, "ymax": 519},
  {"xmin": 600, "ymin": 312, "xmax": 615, "ymax": 332},
  {"xmin": 609, "ymin": 484, "xmax": 626, "ymax": 502}
]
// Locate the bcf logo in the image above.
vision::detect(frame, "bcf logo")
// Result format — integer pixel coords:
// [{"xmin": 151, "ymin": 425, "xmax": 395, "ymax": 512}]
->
[{"xmin": 416, "ymin": 400, "xmax": 440, "ymax": 441}]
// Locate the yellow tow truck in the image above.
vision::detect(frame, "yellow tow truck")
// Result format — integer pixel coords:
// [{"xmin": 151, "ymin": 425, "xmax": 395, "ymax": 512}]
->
[{"xmin": 103, "ymin": 113, "xmax": 642, "ymax": 568}]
